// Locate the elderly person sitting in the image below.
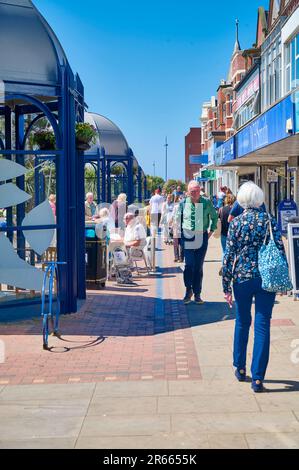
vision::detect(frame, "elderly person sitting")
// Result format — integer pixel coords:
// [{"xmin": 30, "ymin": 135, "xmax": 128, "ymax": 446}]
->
[
  {"xmin": 95, "ymin": 208, "xmax": 115, "ymax": 243},
  {"xmin": 223, "ymin": 182, "xmax": 287, "ymax": 393},
  {"xmin": 85, "ymin": 192, "xmax": 97, "ymax": 221},
  {"xmin": 123, "ymin": 213, "xmax": 147, "ymax": 259}
]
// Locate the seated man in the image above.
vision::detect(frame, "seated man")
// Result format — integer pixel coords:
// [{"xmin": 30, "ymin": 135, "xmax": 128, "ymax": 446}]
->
[
  {"xmin": 123, "ymin": 213, "xmax": 147, "ymax": 259},
  {"xmin": 85, "ymin": 192, "xmax": 98, "ymax": 221}
]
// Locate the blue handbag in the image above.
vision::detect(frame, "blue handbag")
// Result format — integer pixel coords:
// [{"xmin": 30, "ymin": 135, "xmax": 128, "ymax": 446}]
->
[{"xmin": 258, "ymin": 216, "xmax": 293, "ymax": 293}]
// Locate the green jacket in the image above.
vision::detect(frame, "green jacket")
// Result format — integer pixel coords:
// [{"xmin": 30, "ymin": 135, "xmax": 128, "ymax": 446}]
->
[{"xmin": 176, "ymin": 196, "xmax": 218, "ymax": 233}]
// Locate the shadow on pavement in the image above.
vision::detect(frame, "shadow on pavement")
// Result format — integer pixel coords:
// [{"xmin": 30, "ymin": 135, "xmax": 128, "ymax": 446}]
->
[
  {"xmin": 0, "ymin": 294, "xmax": 235, "ymax": 338},
  {"xmin": 187, "ymin": 301, "xmax": 236, "ymax": 326},
  {"xmin": 263, "ymin": 379, "xmax": 299, "ymax": 393}
]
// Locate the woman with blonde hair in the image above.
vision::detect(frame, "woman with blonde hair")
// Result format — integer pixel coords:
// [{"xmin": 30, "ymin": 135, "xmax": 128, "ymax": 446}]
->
[{"xmin": 111, "ymin": 193, "xmax": 127, "ymax": 229}]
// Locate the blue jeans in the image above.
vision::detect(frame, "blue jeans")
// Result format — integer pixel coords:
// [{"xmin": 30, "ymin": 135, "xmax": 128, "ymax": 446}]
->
[
  {"xmin": 233, "ymin": 277, "xmax": 276, "ymax": 381},
  {"xmin": 183, "ymin": 232, "xmax": 208, "ymax": 296},
  {"xmin": 221, "ymin": 235, "xmax": 227, "ymax": 261}
]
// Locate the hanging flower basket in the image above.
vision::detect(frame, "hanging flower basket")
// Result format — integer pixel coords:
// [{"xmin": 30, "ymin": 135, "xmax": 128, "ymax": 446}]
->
[
  {"xmin": 75, "ymin": 123, "xmax": 97, "ymax": 151},
  {"xmin": 32, "ymin": 130, "xmax": 56, "ymax": 150}
]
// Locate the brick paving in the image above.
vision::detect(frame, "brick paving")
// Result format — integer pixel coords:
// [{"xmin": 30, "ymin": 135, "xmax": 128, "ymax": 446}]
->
[{"xmin": 0, "ymin": 239, "xmax": 201, "ymax": 385}]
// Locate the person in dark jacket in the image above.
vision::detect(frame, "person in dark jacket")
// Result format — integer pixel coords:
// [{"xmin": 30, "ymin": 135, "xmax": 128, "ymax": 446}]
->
[{"xmin": 218, "ymin": 193, "xmax": 236, "ymax": 275}]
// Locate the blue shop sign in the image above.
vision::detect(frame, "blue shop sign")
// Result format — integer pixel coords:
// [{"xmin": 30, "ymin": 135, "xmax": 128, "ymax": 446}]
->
[
  {"xmin": 236, "ymin": 95, "xmax": 294, "ymax": 158},
  {"xmin": 222, "ymin": 137, "xmax": 235, "ymax": 164},
  {"xmin": 295, "ymin": 91, "xmax": 299, "ymax": 134},
  {"xmin": 278, "ymin": 199, "xmax": 298, "ymax": 235}
]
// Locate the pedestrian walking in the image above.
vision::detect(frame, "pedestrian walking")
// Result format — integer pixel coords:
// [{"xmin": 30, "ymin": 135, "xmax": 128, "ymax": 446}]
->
[
  {"xmin": 170, "ymin": 196, "xmax": 184, "ymax": 262},
  {"xmin": 218, "ymin": 193, "xmax": 236, "ymax": 275},
  {"xmin": 149, "ymin": 189, "xmax": 165, "ymax": 234},
  {"xmin": 176, "ymin": 180, "xmax": 218, "ymax": 305},
  {"xmin": 222, "ymin": 182, "xmax": 288, "ymax": 393},
  {"xmin": 160, "ymin": 194, "xmax": 174, "ymax": 244}
]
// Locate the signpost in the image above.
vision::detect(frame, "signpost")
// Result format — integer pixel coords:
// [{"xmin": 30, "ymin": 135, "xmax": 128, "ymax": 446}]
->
[
  {"xmin": 267, "ymin": 169, "xmax": 279, "ymax": 183},
  {"xmin": 278, "ymin": 200, "xmax": 298, "ymax": 235},
  {"xmin": 288, "ymin": 223, "xmax": 299, "ymax": 300}
]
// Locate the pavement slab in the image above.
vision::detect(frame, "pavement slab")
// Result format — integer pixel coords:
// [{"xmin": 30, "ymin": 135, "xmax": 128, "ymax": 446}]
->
[
  {"xmin": 245, "ymin": 432, "xmax": 299, "ymax": 449},
  {"xmin": 79, "ymin": 414, "xmax": 171, "ymax": 438},
  {"xmin": 0, "ymin": 438, "xmax": 76, "ymax": 449},
  {"xmin": 76, "ymin": 432, "xmax": 210, "ymax": 449},
  {"xmin": 172, "ymin": 411, "xmax": 299, "ymax": 434},
  {"xmin": 208, "ymin": 433, "xmax": 249, "ymax": 449}
]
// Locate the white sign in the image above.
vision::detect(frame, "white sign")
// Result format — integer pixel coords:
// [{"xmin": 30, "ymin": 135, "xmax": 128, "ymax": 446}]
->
[
  {"xmin": 267, "ymin": 169, "xmax": 279, "ymax": 183},
  {"xmin": 288, "ymin": 224, "xmax": 299, "ymax": 297}
]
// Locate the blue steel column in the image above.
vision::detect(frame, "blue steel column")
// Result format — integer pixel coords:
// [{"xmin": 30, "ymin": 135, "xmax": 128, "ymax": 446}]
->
[
  {"xmin": 101, "ymin": 156, "xmax": 106, "ymax": 203},
  {"xmin": 144, "ymin": 175, "xmax": 147, "ymax": 200},
  {"xmin": 96, "ymin": 148, "xmax": 101, "ymax": 204},
  {"xmin": 4, "ymin": 106, "xmax": 13, "ymax": 243},
  {"xmin": 15, "ymin": 107, "xmax": 25, "ymax": 259},
  {"xmin": 77, "ymin": 149, "xmax": 86, "ymax": 300},
  {"xmin": 75, "ymin": 74, "xmax": 86, "ymax": 301},
  {"xmin": 107, "ymin": 160, "xmax": 111, "ymax": 203},
  {"xmin": 57, "ymin": 65, "xmax": 77, "ymax": 314},
  {"xmin": 138, "ymin": 166, "xmax": 142, "ymax": 203},
  {"xmin": 127, "ymin": 158, "xmax": 134, "ymax": 205}
]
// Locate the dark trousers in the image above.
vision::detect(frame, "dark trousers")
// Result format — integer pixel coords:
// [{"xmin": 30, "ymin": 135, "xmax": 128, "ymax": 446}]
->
[
  {"xmin": 173, "ymin": 238, "xmax": 184, "ymax": 261},
  {"xmin": 233, "ymin": 277, "xmax": 276, "ymax": 381},
  {"xmin": 183, "ymin": 232, "xmax": 208, "ymax": 296}
]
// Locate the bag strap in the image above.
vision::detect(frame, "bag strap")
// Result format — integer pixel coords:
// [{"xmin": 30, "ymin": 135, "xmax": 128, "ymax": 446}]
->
[{"xmin": 263, "ymin": 214, "xmax": 274, "ymax": 245}]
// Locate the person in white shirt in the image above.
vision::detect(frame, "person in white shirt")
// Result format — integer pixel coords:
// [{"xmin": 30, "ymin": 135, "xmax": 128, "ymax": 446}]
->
[
  {"xmin": 150, "ymin": 189, "xmax": 165, "ymax": 231},
  {"xmin": 123, "ymin": 213, "xmax": 147, "ymax": 258}
]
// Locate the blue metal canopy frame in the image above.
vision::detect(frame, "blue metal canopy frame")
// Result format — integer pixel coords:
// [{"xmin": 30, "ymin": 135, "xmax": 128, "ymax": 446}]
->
[
  {"xmin": 0, "ymin": 0, "xmax": 86, "ymax": 314},
  {"xmin": 84, "ymin": 112, "xmax": 147, "ymax": 205}
]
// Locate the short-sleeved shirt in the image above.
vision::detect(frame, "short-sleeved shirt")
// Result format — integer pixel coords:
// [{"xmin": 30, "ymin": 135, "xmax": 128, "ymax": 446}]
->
[
  {"xmin": 150, "ymin": 195, "xmax": 164, "ymax": 214},
  {"xmin": 124, "ymin": 221, "xmax": 147, "ymax": 248}
]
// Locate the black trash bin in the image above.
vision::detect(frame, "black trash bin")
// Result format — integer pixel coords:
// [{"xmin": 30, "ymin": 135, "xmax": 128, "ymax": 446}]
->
[{"xmin": 85, "ymin": 225, "xmax": 107, "ymax": 287}]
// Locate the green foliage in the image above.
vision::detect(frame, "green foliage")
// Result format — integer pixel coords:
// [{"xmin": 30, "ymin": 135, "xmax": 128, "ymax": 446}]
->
[
  {"xmin": 75, "ymin": 122, "xmax": 97, "ymax": 145},
  {"xmin": 31, "ymin": 130, "xmax": 56, "ymax": 150},
  {"xmin": 163, "ymin": 179, "xmax": 186, "ymax": 194},
  {"xmin": 111, "ymin": 164, "xmax": 126, "ymax": 176},
  {"xmin": 146, "ymin": 175, "xmax": 165, "ymax": 194}
]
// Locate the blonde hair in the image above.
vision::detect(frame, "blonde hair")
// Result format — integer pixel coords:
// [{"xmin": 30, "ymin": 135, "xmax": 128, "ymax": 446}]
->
[
  {"xmin": 117, "ymin": 193, "xmax": 127, "ymax": 203},
  {"xmin": 48, "ymin": 194, "xmax": 56, "ymax": 203}
]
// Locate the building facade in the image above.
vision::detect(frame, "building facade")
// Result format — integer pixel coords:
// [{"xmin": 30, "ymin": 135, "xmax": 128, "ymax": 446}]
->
[
  {"xmin": 196, "ymin": 0, "xmax": 299, "ymax": 222},
  {"xmin": 185, "ymin": 127, "xmax": 202, "ymax": 183}
]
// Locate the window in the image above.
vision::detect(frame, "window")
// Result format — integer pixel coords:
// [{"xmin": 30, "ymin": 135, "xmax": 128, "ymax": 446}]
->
[{"xmin": 285, "ymin": 35, "xmax": 299, "ymax": 93}]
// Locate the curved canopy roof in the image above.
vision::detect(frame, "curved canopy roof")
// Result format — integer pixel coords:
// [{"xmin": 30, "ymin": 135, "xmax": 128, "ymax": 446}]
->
[
  {"xmin": 0, "ymin": 0, "xmax": 68, "ymax": 85},
  {"xmin": 85, "ymin": 112, "xmax": 134, "ymax": 159}
]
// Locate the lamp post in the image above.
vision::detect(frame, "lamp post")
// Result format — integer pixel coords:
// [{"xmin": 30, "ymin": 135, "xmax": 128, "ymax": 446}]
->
[
  {"xmin": 164, "ymin": 136, "xmax": 168, "ymax": 182},
  {"xmin": 153, "ymin": 161, "xmax": 156, "ymax": 178}
]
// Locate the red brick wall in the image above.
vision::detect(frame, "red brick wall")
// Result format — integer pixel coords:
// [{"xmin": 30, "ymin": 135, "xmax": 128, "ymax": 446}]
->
[{"xmin": 185, "ymin": 128, "xmax": 202, "ymax": 183}]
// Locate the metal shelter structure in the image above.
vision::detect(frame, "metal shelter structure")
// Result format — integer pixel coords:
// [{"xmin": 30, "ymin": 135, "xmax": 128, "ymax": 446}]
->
[
  {"xmin": 0, "ymin": 0, "xmax": 86, "ymax": 315},
  {"xmin": 84, "ymin": 112, "xmax": 147, "ymax": 205}
]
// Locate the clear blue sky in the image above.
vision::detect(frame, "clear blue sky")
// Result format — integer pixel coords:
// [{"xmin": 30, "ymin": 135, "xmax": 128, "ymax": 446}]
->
[{"xmin": 34, "ymin": 0, "xmax": 267, "ymax": 180}]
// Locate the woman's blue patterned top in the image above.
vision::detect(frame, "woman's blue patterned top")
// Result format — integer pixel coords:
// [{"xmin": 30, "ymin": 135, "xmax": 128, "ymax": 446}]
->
[{"xmin": 222, "ymin": 209, "xmax": 286, "ymax": 294}]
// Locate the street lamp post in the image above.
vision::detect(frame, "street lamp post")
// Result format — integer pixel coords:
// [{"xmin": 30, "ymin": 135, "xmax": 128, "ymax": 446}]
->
[
  {"xmin": 153, "ymin": 161, "xmax": 156, "ymax": 178},
  {"xmin": 164, "ymin": 136, "xmax": 168, "ymax": 182}
]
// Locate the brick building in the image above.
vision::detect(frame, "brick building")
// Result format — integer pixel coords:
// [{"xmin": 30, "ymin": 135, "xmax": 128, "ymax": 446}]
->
[{"xmin": 185, "ymin": 127, "xmax": 202, "ymax": 183}]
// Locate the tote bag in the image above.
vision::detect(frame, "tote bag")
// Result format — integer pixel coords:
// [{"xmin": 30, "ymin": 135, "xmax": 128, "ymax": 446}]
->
[{"xmin": 258, "ymin": 216, "xmax": 293, "ymax": 293}]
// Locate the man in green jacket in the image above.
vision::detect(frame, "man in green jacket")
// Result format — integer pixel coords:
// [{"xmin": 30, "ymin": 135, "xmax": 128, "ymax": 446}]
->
[{"xmin": 176, "ymin": 180, "xmax": 218, "ymax": 305}]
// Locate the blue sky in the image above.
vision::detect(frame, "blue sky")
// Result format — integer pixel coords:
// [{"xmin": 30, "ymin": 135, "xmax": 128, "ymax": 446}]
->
[{"xmin": 34, "ymin": 0, "xmax": 267, "ymax": 180}]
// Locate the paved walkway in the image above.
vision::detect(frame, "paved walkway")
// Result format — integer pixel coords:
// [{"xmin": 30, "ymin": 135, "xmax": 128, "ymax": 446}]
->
[{"xmin": 0, "ymin": 237, "xmax": 299, "ymax": 448}]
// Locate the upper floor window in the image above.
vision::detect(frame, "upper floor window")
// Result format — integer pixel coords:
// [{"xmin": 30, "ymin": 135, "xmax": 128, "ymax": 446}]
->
[{"xmin": 285, "ymin": 34, "xmax": 299, "ymax": 93}]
